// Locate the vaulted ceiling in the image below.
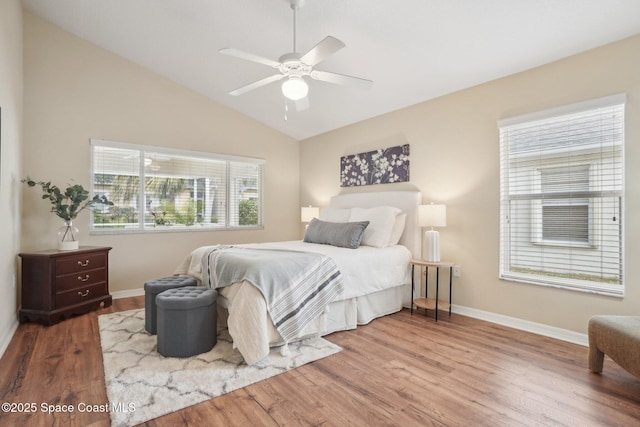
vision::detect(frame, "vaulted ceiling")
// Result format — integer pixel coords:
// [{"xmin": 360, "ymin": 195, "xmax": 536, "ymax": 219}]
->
[{"xmin": 22, "ymin": 0, "xmax": 640, "ymax": 140}]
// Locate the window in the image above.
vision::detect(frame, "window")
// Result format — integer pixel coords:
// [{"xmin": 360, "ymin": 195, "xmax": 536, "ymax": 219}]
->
[
  {"xmin": 499, "ymin": 94, "xmax": 624, "ymax": 296},
  {"xmin": 90, "ymin": 139, "xmax": 264, "ymax": 233},
  {"xmin": 533, "ymin": 166, "xmax": 591, "ymax": 245}
]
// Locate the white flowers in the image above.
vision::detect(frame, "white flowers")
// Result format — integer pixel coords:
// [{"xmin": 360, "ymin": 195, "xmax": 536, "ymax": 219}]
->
[{"xmin": 340, "ymin": 145, "xmax": 409, "ymax": 187}]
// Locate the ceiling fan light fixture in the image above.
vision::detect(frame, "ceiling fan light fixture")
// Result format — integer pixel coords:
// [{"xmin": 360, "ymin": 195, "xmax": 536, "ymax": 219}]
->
[{"xmin": 281, "ymin": 76, "xmax": 308, "ymax": 100}]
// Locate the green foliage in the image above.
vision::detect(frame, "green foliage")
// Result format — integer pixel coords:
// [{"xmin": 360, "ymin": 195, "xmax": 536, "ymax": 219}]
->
[
  {"xmin": 23, "ymin": 177, "xmax": 113, "ymax": 221},
  {"xmin": 239, "ymin": 199, "xmax": 258, "ymax": 225},
  {"xmin": 94, "ymin": 206, "xmax": 136, "ymax": 227},
  {"xmin": 149, "ymin": 200, "xmax": 203, "ymax": 227},
  {"xmin": 149, "ymin": 200, "xmax": 174, "ymax": 226},
  {"xmin": 150, "ymin": 209, "xmax": 169, "ymax": 226},
  {"xmin": 174, "ymin": 202, "xmax": 197, "ymax": 226}
]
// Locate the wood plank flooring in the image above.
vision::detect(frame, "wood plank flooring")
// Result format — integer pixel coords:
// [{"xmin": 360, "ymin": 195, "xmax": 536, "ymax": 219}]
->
[{"xmin": 1, "ymin": 296, "xmax": 639, "ymax": 426}]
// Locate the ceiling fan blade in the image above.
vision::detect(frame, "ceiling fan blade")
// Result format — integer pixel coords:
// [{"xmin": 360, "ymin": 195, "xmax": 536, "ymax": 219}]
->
[
  {"xmin": 310, "ymin": 70, "xmax": 373, "ymax": 89},
  {"xmin": 300, "ymin": 36, "xmax": 345, "ymax": 66},
  {"xmin": 219, "ymin": 48, "xmax": 281, "ymax": 69},
  {"xmin": 229, "ymin": 74, "xmax": 285, "ymax": 96}
]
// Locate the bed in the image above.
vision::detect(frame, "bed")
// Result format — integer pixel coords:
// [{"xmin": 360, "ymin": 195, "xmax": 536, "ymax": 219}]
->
[{"xmin": 174, "ymin": 190, "xmax": 421, "ymax": 364}]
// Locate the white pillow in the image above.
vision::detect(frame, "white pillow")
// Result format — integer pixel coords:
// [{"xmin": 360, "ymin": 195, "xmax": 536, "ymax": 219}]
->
[
  {"xmin": 320, "ymin": 207, "xmax": 351, "ymax": 223},
  {"xmin": 388, "ymin": 213, "xmax": 406, "ymax": 246},
  {"xmin": 349, "ymin": 206, "xmax": 403, "ymax": 248}
]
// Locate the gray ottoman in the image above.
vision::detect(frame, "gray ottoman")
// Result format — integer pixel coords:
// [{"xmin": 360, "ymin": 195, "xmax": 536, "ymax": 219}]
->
[
  {"xmin": 156, "ymin": 286, "xmax": 217, "ymax": 358},
  {"xmin": 144, "ymin": 275, "xmax": 197, "ymax": 334}
]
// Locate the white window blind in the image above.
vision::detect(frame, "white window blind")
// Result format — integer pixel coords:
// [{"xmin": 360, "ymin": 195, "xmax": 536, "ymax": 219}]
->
[
  {"xmin": 499, "ymin": 94, "xmax": 624, "ymax": 296},
  {"xmin": 90, "ymin": 139, "xmax": 264, "ymax": 232},
  {"xmin": 229, "ymin": 161, "xmax": 263, "ymax": 227}
]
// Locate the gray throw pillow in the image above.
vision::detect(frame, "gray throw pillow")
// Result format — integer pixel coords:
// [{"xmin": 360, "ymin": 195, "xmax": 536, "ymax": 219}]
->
[{"xmin": 303, "ymin": 218, "xmax": 369, "ymax": 249}]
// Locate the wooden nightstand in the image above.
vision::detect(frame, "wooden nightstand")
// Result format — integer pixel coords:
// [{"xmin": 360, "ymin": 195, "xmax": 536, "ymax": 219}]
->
[
  {"xmin": 19, "ymin": 246, "xmax": 112, "ymax": 325},
  {"xmin": 410, "ymin": 259, "xmax": 454, "ymax": 322}
]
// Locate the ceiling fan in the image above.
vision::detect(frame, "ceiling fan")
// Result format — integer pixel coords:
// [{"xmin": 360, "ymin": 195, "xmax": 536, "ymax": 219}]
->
[{"xmin": 219, "ymin": 0, "xmax": 372, "ymax": 102}]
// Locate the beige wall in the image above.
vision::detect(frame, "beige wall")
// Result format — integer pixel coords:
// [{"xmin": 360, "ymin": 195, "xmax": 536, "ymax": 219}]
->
[
  {"xmin": 22, "ymin": 12, "xmax": 300, "ymax": 293},
  {"xmin": 0, "ymin": 0, "xmax": 23, "ymax": 353},
  {"xmin": 300, "ymin": 35, "xmax": 640, "ymax": 334}
]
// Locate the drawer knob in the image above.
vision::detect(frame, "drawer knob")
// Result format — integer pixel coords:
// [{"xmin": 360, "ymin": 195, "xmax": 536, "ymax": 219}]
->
[
  {"xmin": 77, "ymin": 275, "xmax": 90, "ymax": 282},
  {"xmin": 78, "ymin": 260, "xmax": 90, "ymax": 267},
  {"xmin": 78, "ymin": 290, "xmax": 90, "ymax": 297}
]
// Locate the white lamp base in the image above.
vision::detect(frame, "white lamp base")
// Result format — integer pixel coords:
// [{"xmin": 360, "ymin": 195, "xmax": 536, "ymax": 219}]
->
[{"xmin": 424, "ymin": 230, "xmax": 440, "ymax": 262}]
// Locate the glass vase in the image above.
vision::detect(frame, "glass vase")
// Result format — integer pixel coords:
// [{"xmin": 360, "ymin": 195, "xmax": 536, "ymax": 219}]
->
[{"xmin": 57, "ymin": 220, "xmax": 79, "ymax": 250}]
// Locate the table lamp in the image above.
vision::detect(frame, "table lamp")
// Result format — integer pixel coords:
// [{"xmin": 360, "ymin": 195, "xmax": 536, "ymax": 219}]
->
[
  {"xmin": 419, "ymin": 203, "xmax": 446, "ymax": 262},
  {"xmin": 301, "ymin": 206, "xmax": 319, "ymax": 225}
]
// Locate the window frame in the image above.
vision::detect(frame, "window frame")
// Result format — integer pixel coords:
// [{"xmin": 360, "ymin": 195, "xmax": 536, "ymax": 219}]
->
[
  {"xmin": 498, "ymin": 94, "xmax": 625, "ymax": 297},
  {"xmin": 90, "ymin": 139, "xmax": 265, "ymax": 234}
]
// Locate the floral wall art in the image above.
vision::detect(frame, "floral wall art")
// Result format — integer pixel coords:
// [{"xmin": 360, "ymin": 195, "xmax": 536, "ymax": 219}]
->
[{"xmin": 340, "ymin": 144, "xmax": 410, "ymax": 187}]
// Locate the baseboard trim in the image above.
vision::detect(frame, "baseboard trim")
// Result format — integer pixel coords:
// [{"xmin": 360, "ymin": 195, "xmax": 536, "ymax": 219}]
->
[
  {"xmin": 452, "ymin": 305, "xmax": 588, "ymax": 347},
  {"xmin": 0, "ymin": 317, "xmax": 19, "ymax": 360},
  {"xmin": 111, "ymin": 291, "xmax": 589, "ymax": 347},
  {"xmin": 112, "ymin": 288, "xmax": 145, "ymax": 299}
]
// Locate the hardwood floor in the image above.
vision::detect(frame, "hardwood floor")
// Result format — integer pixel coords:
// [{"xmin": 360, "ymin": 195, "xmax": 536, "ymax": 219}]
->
[{"xmin": 1, "ymin": 296, "xmax": 639, "ymax": 426}]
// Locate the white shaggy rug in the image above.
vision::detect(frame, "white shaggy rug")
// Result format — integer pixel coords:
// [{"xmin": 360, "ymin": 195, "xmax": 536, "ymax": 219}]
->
[{"xmin": 98, "ymin": 309, "xmax": 341, "ymax": 427}]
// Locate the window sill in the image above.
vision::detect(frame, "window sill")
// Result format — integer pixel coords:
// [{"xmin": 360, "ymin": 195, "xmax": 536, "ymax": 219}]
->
[
  {"xmin": 499, "ymin": 273, "xmax": 624, "ymax": 298},
  {"xmin": 530, "ymin": 240, "xmax": 595, "ymax": 249},
  {"xmin": 90, "ymin": 225, "xmax": 264, "ymax": 235}
]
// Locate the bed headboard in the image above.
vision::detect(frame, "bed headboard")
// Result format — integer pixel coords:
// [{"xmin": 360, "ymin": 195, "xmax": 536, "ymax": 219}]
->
[{"xmin": 329, "ymin": 191, "xmax": 421, "ymax": 259}]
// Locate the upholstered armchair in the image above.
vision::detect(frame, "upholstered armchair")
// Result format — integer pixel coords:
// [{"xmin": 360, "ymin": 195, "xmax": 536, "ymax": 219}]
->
[{"xmin": 588, "ymin": 315, "xmax": 640, "ymax": 378}]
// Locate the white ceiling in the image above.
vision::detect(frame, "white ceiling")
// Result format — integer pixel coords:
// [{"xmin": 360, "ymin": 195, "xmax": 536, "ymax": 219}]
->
[{"xmin": 21, "ymin": 0, "xmax": 640, "ymax": 140}]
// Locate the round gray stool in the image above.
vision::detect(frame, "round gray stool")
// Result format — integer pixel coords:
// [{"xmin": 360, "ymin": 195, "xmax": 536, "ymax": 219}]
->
[
  {"xmin": 156, "ymin": 286, "xmax": 217, "ymax": 358},
  {"xmin": 144, "ymin": 275, "xmax": 197, "ymax": 334}
]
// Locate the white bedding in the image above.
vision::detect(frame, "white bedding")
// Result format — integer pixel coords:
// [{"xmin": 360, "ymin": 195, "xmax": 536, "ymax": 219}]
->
[
  {"xmin": 175, "ymin": 240, "xmax": 411, "ymax": 364},
  {"xmin": 238, "ymin": 241, "xmax": 411, "ymax": 300}
]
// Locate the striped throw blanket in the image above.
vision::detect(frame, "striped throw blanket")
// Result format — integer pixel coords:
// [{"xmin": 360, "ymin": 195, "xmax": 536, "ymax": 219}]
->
[{"xmin": 202, "ymin": 246, "xmax": 344, "ymax": 343}]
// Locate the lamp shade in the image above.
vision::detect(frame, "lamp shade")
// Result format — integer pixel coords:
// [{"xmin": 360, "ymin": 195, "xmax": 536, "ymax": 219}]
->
[
  {"xmin": 419, "ymin": 203, "xmax": 446, "ymax": 262},
  {"xmin": 418, "ymin": 203, "xmax": 446, "ymax": 228},
  {"xmin": 282, "ymin": 76, "xmax": 308, "ymax": 101},
  {"xmin": 301, "ymin": 206, "xmax": 319, "ymax": 223}
]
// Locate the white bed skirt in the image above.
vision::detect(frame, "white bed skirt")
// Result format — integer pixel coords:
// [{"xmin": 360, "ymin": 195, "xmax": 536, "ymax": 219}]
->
[
  {"xmin": 217, "ymin": 283, "xmax": 407, "ymax": 348},
  {"xmin": 356, "ymin": 283, "xmax": 407, "ymax": 325}
]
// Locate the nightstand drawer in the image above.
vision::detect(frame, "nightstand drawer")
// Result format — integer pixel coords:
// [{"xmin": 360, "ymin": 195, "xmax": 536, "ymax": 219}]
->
[
  {"xmin": 56, "ymin": 252, "xmax": 107, "ymax": 275},
  {"xmin": 56, "ymin": 283, "xmax": 107, "ymax": 308},
  {"xmin": 56, "ymin": 268, "xmax": 107, "ymax": 293}
]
